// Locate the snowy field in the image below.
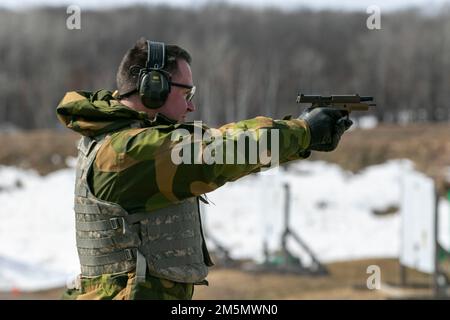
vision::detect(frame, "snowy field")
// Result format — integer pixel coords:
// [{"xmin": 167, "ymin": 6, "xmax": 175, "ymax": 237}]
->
[{"xmin": 0, "ymin": 159, "xmax": 448, "ymax": 291}]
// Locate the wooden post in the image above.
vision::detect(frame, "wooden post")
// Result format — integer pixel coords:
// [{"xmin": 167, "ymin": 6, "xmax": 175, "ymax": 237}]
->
[
  {"xmin": 432, "ymin": 191, "xmax": 441, "ymax": 298},
  {"xmin": 281, "ymin": 183, "xmax": 290, "ymax": 263},
  {"xmin": 400, "ymin": 264, "xmax": 407, "ymax": 287}
]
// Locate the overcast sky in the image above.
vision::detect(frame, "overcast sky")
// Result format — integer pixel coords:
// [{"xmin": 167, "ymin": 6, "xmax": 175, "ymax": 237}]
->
[{"xmin": 1, "ymin": 0, "xmax": 450, "ymax": 12}]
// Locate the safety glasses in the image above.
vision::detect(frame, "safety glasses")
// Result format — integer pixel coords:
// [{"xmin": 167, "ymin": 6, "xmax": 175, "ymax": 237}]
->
[{"xmin": 171, "ymin": 81, "xmax": 196, "ymax": 102}]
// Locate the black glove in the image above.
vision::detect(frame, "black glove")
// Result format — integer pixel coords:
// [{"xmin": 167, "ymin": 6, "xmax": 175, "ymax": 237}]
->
[{"xmin": 299, "ymin": 107, "xmax": 353, "ymax": 152}]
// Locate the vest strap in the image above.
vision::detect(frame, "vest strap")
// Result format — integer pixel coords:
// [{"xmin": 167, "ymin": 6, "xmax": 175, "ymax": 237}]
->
[
  {"xmin": 76, "ymin": 217, "xmax": 123, "ymax": 232},
  {"xmin": 135, "ymin": 250, "xmax": 147, "ymax": 283},
  {"xmin": 74, "ymin": 203, "xmax": 101, "ymax": 214},
  {"xmin": 77, "ymin": 237, "xmax": 115, "ymax": 249},
  {"xmin": 79, "ymin": 248, "xmax": 135, "ymax": 266}
]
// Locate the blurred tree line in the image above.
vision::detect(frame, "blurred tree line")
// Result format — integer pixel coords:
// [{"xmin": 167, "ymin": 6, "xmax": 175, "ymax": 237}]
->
[{"xmin": 0, "ymin": 4, "xmax": 450, "ymax": 129}]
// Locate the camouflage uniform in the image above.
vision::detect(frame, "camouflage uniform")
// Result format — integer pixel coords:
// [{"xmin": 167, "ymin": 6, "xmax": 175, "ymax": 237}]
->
[{"xmin": 56, "ymin": 89, "xmax": 311, "ymax": 300}]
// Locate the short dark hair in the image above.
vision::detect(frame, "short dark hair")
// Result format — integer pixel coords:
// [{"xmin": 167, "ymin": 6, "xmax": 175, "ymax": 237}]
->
[{"xmin": 116, "ymin": 37, "xmax": 192, "ymax": 96}]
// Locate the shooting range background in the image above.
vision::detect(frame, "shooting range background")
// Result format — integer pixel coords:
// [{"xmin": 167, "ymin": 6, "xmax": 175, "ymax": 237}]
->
[{"xmin": 2, "ymin": 1, "xmax": 450, "ymax": 298}]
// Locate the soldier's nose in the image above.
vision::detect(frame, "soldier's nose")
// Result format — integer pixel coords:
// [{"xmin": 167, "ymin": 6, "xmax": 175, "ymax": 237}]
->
[{"xmin": 187, "ymin": 101, "xmax": 195, "ymax": 112}]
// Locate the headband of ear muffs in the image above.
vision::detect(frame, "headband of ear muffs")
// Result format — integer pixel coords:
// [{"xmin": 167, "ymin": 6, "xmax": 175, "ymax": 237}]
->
[{"xmin": 136, "ymin": 40, "xmax": 171, "ymax": 109}]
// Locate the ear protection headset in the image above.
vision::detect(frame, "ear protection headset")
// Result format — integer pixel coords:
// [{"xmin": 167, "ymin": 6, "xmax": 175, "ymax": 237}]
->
[{"xmin": 136, "ymin": 40, "xmax": 171, "ymax": 109}]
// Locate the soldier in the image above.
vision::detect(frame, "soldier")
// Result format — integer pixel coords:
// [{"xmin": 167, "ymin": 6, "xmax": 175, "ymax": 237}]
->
[{"xmin": 56, "ymin": 38, "xmax": 352, "ymax": 300}]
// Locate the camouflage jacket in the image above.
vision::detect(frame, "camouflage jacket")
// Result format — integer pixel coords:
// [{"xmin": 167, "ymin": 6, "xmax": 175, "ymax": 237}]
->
[{"xmin": 56, "ymin": 89, "xmax": 311, "ymax": 299}]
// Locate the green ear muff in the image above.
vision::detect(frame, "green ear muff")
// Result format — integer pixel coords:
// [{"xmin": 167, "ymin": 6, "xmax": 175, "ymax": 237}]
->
[{"xmin": 137, "ymin": 40, "xmax": 170, "ymax": 109}]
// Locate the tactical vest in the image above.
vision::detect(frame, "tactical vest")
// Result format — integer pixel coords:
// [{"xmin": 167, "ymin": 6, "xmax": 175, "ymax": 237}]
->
[{"xmin": 74, "ymin": 134, "xmax": 214, "ymax": 283}]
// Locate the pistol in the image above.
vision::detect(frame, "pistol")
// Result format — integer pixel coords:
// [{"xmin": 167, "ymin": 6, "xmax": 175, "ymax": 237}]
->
[{"xmin": 296, "ymin": 93, "xmax": 376, "ymax": 112}]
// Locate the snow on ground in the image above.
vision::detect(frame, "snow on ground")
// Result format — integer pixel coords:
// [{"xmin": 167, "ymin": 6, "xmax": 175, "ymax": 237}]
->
[
  {"xmin": 203, "ymin": 160, "xmax": 404, "ymax": 263},
  {"xmin": 0, "ymin": 160, "xmax": 448, "ymax": 291},
  {"xmin": 0, "ymin": 166, "xmax": 79, "ymax": 291}
]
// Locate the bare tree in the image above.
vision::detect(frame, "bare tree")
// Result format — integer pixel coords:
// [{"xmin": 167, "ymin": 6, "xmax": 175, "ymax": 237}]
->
[{"xmin": 1, "ymin": 5, "xmax": 449, "ymax": 129}]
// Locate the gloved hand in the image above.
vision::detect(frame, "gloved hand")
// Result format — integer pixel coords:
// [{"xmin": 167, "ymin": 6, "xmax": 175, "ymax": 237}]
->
[{"xmin": 299, "ymin": 107, "xmax": 353, "ymax": 152}]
